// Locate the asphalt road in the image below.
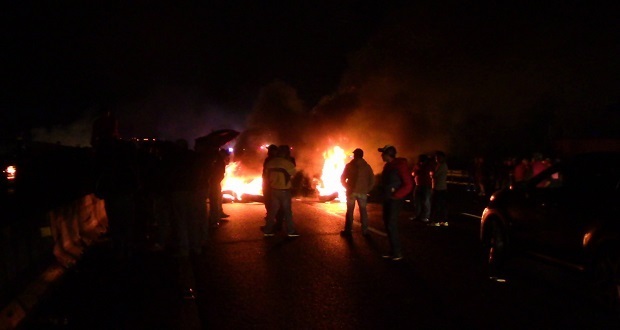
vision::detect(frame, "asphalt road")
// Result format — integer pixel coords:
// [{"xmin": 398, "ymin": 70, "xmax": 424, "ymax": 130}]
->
[{"xmin": 23, "ymin": 198, "xmax": 620, "ymax": 329}]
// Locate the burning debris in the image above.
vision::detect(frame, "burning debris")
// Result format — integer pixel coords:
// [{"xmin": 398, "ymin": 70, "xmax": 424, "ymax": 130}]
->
[
  {"xmin": 315, "ymin": 146, "xmax": 347, "ymax": 202},
  {"xmin": 220, "ymin": 145, "xmax": 353, "ymax": 203}
]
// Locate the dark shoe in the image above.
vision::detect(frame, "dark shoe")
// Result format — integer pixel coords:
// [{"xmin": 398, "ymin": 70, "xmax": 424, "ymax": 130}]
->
[
  {"xmin": 261, "ymin": 226, "xmax": 275, "ymax": 237},
  {"xmin": 391, "ymin": 255, "xmax": 403, "ymax": 261},
  {"xmin": 287, "ymin": 232, "xmax": 300, "ymax": 237},
  {"xmin": 340, "ymin": 230, "xmax": 352, "ymax": 237},
  {"xmin": 419, "ymin": 218, "xmax": 430, "ymax": 224}
]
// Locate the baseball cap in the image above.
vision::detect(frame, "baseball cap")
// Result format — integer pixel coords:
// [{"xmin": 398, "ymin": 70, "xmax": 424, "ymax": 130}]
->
[
  {"xmin": 352, "ymin": 148, "xmax": 364, "ymax": 157},
  {"xmin": 378, "ymin": 145, "xmax": 396, "ymax": 156}
]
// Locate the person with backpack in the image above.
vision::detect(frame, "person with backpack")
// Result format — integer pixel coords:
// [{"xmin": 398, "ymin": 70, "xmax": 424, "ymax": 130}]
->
[{"xmin": 377, "ymin": 145, "xmax": 413, "ymax": 261}]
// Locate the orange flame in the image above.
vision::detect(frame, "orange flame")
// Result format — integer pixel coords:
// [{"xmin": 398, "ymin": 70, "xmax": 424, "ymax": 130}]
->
[
  {"xmin": 220, "ymin": 146, "xmax": 349, "ymax": 202},
  {"xmin": 316, "ymin": 146, "xmax": 347, "ymax": 201},
  {"xmin": 221, "ymin": 162, "xmax": 263, "ymax": 201}
]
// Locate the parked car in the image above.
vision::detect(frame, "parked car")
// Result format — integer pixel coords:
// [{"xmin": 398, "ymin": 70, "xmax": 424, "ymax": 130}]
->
[{"xmin": 480, "ymin": 152, "xmax": 620, "ymax": 310}]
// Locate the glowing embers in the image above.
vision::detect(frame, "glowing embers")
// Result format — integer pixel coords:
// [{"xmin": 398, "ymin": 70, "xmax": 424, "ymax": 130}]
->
[{"xmin": 316, "ymin": 146, "xmax": 347, "ymax": 202}]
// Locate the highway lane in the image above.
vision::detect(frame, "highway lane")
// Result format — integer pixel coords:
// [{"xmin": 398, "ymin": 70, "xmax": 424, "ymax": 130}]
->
[{"xmin": 22, "ymin": 198, "xmax": 620, "ymax": 329}]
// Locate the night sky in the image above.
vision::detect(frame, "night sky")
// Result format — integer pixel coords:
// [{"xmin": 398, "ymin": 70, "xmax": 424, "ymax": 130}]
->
[{"xmin": 2, "ymin": 1, "xmax": 619, "ymax": 165}]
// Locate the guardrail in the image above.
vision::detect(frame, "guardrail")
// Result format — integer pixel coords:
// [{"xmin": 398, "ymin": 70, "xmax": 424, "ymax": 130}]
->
[{"xmin": 0, "ymin": 194, "xmax": 107, "ymax": 330}]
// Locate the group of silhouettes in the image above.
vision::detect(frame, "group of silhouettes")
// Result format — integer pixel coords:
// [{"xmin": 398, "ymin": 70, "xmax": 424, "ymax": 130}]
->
[
  {"xmin": 338, "ymin": 146, "xmax": 448, "ymax": 261},
  {"xmin": 91, "ymin": 111, "xmax": 231, "ymax": 261}
]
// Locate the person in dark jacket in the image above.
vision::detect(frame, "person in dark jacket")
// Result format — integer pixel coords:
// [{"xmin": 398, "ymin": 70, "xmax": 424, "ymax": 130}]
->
[
  {"xmin": 262, "ymin": 145, "xmax": 279, "ymax": 209},
  {"xmin": 340, "ymin": 148, "xmax": 375, "ymax": 236},
  {"xmin": 208, "ymin": 148, "xmax": 227, "ymax": 228},
  {"xmin": 412, "ymin": 153, "xmax": 433, "ymax": 223},
  {"xmin": 377, "ymin": 145, "xmax": 413, "ymax": 261}
]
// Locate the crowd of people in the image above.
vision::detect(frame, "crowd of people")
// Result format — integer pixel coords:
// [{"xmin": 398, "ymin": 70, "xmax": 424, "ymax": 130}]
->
[
  {"xmin": 469, "ymin": 152, "xmax": 555, "ymax": 196},
  {"xmin": 337, "ymin": 146, "xmax": 448, "ymax": 261},
  {"xmin": 90, "ymin": 110, "xmax": 557, "ymax": 298},
  {"xmin": 337, "ymin": 145, "xmax": 558, "ymax": 261},
  {"xmin": 91, "ymin": 110, "xmax": 232, "ymax": 298}
]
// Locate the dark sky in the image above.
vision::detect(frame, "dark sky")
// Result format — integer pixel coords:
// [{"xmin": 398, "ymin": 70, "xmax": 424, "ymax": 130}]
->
[
  {"xmin": 2, "ymin": 1, "xmax": 619, "ymax": 160},
  {"xmin": 2, "ymin": 1, "xmax": 386, "ymax": 136}
]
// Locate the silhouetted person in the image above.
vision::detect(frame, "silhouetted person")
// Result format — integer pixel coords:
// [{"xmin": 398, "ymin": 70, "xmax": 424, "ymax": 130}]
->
[
  {"xmin": 150, "ymin": 141, "xmax": 175, "ymax": 251},
  {"xmin": 169, "ymin": 139, "xmax": 203, "ymax": 257},
  {"xmin": 261, "ymin": 145, "xmax": 298, "ymax": 237},
  {"xmin": 513, "ymin": 157, "xmax": 531, "ymax": 184},
  {"xmin": 430, "ymin": 151, "xmax": 449, "ymax": 227},
  {"xmin": 94, "ymin": 138, "xmax": 140, "ymax": 260},
  {"xmin": 262, "ymin": 144, "xmax": 278, "ymax": 217},
  {"xmin": 340, "ymin": 148, "xmax": 374, "ymax": 236},
  {"xmin": 273, "ymin": 145, "xmax": 295, "ymax": 232},
  {"xmin": 412, "ymin": 153, "xmax": 433, "ymax": 223},
  {"xmin": 472, "ymin": 156, "xmax": 487, "ymax": 197},
  {"xmin": 208, "ymin": 148, "xmax": 228, "ymax": 227},
  {"xmin": 377, "ymin": 145, "xmax": 413, "ymax": 260},
  {"xmin": 168, "ymin": 139, "xmax": 204, "ymax": 300}
]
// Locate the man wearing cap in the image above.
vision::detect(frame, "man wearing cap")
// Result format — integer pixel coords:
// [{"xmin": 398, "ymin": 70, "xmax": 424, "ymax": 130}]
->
[
  {"xmin": 340, "ymin": 148, "xmax": 375, "ymax": 236},
  {"xmin": 378, "ymin": 145, "xmax": 413, "ymax": 260}
]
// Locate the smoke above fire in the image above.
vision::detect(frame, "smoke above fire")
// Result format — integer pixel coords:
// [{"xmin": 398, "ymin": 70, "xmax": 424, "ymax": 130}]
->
[
  {"xmin": 25, "ymin": 1, "xmax": 619, "ymax": 177},
  {"xmin": 235, "ymin": 1, "xmax": 619, "ymax": 176}
]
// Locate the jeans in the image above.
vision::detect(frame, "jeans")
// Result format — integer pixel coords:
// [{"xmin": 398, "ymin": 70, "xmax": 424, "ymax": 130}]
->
[
  {"xmin": 264, "ymin": 189, "xmax": 295, "ymax": 234},
  {"xmin": 414, "ymin": 185, "xmax": 431, "ymax": 220},
  {"xmin": 382, "ymin": 198, "xmax": 404, "ymax": 257},
  {"xmin": 344, "ymin": 193, "xmax": 369, "ymax": 232}
]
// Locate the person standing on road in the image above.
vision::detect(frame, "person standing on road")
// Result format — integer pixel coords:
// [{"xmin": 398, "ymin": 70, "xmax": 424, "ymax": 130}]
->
[
  {"xmin": 412, "ymin": 153, "xmax": 433, "ymax": 224},
  {"xmin": 208, "ymin": 148, "xmax": 228, "ymax": 228},
  {"xmin": 430, "ymin": 151, "xmax": 449, "ymax": 227},
  {"xmin": 340, "ymin": 148, "xmax": 375, "ymax": 236},
  {"xmin": 378, "ymin": 145, "xmax": 413, "ymax": 261},
  {"xmin": 261, "ymin": 145, "xmax": 299, "ymax": 237},
  {"xmin": 262, "ymin": 144, "xmax": 279, "ymax": 217}
]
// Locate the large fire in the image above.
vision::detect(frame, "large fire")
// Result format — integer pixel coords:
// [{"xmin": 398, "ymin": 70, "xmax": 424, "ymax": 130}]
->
[
  {"xmin": 221, "ymin": 162, "xmax": 263, "ymax": 201},
  {"xmin": 221, "ymin": 145, "xmax": 348, "ymax": 202},
  {"xmin": 315, "ymin": 146, "xmax": 347, "ymax": 201}
]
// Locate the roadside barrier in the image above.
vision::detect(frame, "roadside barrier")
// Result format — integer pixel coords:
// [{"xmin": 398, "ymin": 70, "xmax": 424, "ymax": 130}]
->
[{"xmin": 0, "ymin": 193, "xmax": 107, "ymax": 330}]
